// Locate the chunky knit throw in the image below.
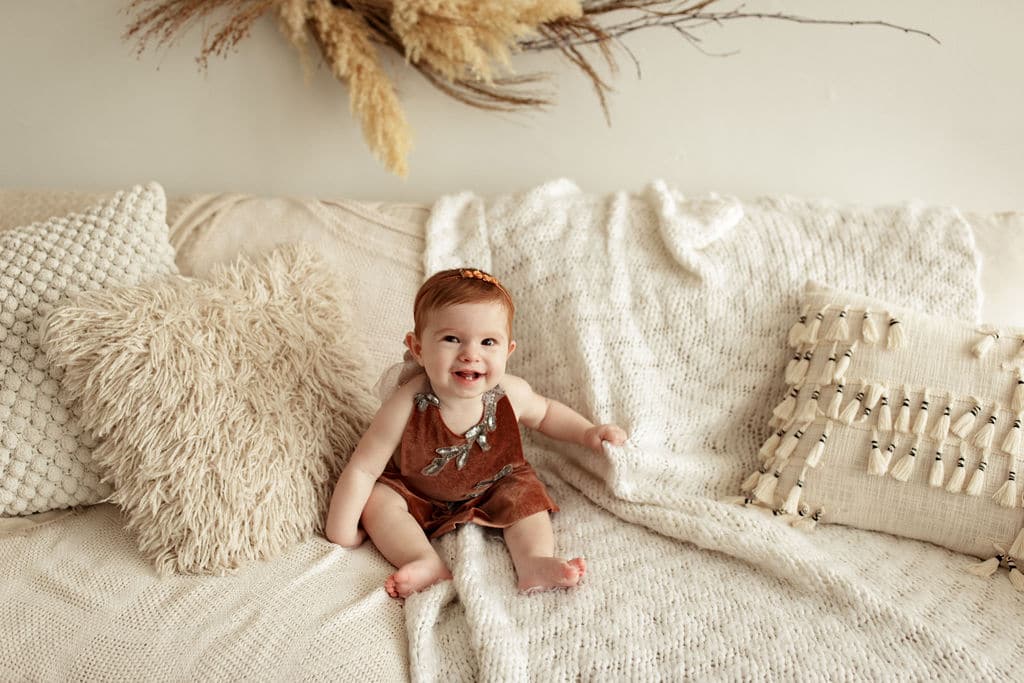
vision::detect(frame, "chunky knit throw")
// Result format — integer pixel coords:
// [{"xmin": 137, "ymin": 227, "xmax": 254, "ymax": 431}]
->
[{"xmin": 405, "ymin": 180, "xmax": 1024, "ymax": 680}]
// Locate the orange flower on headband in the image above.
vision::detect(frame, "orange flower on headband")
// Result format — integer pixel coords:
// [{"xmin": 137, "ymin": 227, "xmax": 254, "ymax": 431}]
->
[{"xmin": 460, "ymin": 269, "xmax": 501, "ymax": 287}]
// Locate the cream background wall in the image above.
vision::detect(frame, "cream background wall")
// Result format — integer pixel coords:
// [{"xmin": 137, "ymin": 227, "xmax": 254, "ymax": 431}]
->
[{"xmin": 1, "ymin": 1, "xmax": 1021, "ymax": 212}]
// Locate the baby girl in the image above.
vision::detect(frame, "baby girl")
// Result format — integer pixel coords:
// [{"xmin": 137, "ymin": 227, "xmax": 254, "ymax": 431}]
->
[{"xmin": 325, "ymin": 268, "xmax": 627, "ymax": 598}]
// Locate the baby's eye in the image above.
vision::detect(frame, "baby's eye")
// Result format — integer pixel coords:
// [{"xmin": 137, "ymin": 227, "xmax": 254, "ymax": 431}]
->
[
  {"xmin": 442, "ymin": 335, "xmax": 459, "ymax": 343},
  {"xmin": 481, "ymin": 338, "xmax": 497, "ymax": 347}
]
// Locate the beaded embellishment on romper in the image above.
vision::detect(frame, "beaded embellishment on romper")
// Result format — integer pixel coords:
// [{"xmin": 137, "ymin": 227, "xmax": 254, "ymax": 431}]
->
[{"xmin": 416, "ymin": 386, "xmax": 504, "ymax": 475}]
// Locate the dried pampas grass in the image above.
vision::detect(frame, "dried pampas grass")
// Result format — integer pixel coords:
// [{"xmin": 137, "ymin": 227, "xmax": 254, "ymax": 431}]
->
[{"xmin": 123, "ymin": 0, "xmax": 937, "ymax": 176}]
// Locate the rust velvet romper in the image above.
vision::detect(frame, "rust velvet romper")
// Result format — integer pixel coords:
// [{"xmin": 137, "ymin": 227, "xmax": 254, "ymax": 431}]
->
[{"xmin": 377, "ymin": 385, "xmax": 559, "ymax": 539}]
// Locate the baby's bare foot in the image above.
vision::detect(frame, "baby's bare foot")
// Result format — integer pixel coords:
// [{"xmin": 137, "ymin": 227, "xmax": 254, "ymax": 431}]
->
[
  {"xmin": 385, "ymin": 557, "xmax": 453, "ymax": 599},
  {"xmin": 517, "ymin": 557, "xmax": 586, "ymax": 594}
]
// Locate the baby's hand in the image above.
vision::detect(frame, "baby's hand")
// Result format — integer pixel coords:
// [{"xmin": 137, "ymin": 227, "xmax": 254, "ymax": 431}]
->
[{"xmin": 583, "ymin": 424, "xmax": 628, "ymax": 453}]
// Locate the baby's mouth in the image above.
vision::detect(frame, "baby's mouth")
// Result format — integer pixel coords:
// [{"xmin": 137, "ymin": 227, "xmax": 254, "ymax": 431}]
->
[{"xmin": 454, "ymin": 371, "xmax": 483, "ymax": 381}]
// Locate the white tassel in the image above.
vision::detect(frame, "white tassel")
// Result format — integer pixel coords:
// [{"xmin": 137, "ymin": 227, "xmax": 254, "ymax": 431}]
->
[
  {"xmin": 861, "ymin": 310, "xmax": 881, "ymax": 345},
  {"xmin": 952, "ymin": 399, "xmax": 982, "ymax": 438},
  {"xmin": 971, "ymin": 328, "xmax": 1000, "ymax": 358},
  {"xmin": 833, "ymin": 342, "xmax": 857, "ymax": 383},
  {"xmin": 1008, "ymin": 558, "xmax": 1024, "ymax": 591},
  {"xmin": 820, "ymin": 343, "xmax": 838, "ymax": 384},
  {"xmin": 788, "ymin": 305, "xmax": 809, "ymax": 347},
  {"xmin": 945, "ymin": 442, "xmax": 968, "ymax": 493},
  {"xmin": 993, "ymin": 461, "xmax": 1019, "ymax": 508},
  {"xmin": 877, "ymin": 394, "xmax": 893, "ymax": 432},
  {"xmin": 793, "ymin": 349, "xmax": 812, "ymax": 384},
  {"xmin": 781, "ymin": 469, "xmax": 806, "ymax": 515},
  {"xmin": 774, "ymin": 425, "xmax": 806, "ymax": 461},
  {"xmin": 796, "ymin": 387, "xmax": 822, "ymax": 424},
  {"xmin": 886, "ymin": 314, "xmax": 906, "ymax": 349},
  {"xmin": 895, "ymin": 391, "xmax": 912, "ymax": 433},
  {"xmin": 929, "ymin": 445, "xmax": 945, "ymax": 487},
  {"xmin": 839, "ymin": 390, "xmax": 865, "ymax": 425},
  {"xmin": 803, "ymin": 308, "xmax": 825, "ymax": 345},
  {"xmin": 740, "ymin": 468, "xmax": 763, "ymax": 493},
  {"xmin": 792, "ymin": 507, "xmax": 823, "ymax": 531},
  {"xmin": 772, "ymin": 387, "xmax": 800, "ymax": 422},
  {"xmin": 758, "ymin": 427, "xmax": 786, "ymax": 459},
  {"xmin": 912, "ymin": 389, "xmax": 930, "ymax": 435},
  {"xmin": 1014, "ymin": 369, "xmax": 1024, "ymax": 412},
  {"xmin": 966, "ymin": 554, "xmax": 1003, "ymax": 578},
  {"xmin": 784, "ymin": 350, "xmax": 803, "ymax": 384},
  {"xmin": 827, "ymin": 383, "xmax": 844, "ymax": 420},
  {"xmin": 1009, "ymin": 528, "xmax": 1024, "ymax": 559},
  {"xmin": 930, "ymin": 398, "xmax": 951, "ymax": 441},
  {"xmin": 972, "ymin": 414, "xmax": 998, "ymax": 450},
  {"xmin": 889, "ymin": 439, "xmax": 920, "ymax": 482},
  {"xmin": 825, "ymin": 307, "xmax": 849, "ymax": 342},
  {"xmin": 806, "ymin": 429, "xmax": 829, "ymax": 468},
  {"xmin": 966, "ymin": 451, "xmax": 989, "ymax": 496},
  {"xmin": 1003, "ymin": 416, "xmax": 1023, "ymax": 457},
  {"xmin": 753, "ymin": 466, "xmax": 783, "ymax": 503},
  {"xmin": 868, "ymin": 432, "xmax": 889, "ymax": 475}
]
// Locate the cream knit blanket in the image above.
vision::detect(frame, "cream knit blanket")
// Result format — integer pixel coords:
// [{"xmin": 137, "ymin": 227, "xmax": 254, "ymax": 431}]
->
[{"xmin": 413, "ymin": 180, "xmax": 1023, "ymax": 679}]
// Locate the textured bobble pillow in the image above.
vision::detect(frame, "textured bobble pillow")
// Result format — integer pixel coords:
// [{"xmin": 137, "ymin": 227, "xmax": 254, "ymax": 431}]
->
[
  {"xmin": 40, "ymin": 245, "xmax": 377, "ymax": 575},
  {"xmin": 0, "ymin": 183, "xmax": 177, "ymax": 516},
  {"xmin": 740, "ymin": 281, "xmax": 1024, "ymax": 559}
]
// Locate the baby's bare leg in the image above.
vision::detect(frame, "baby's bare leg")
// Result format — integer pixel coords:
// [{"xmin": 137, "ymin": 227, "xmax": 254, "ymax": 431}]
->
[
  {"xmin": 503, "ymin": 511, "xmax": 586, "ymax": 594},
  {"xmin": 362, "ymin": 483, "xmax": 451, "ymax": 598}
]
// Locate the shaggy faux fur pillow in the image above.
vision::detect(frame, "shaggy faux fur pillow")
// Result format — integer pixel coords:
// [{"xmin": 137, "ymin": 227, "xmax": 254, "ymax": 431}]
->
[{"xmin": 41, "ymin": 245, "xmax": 377, "ymax": 575}]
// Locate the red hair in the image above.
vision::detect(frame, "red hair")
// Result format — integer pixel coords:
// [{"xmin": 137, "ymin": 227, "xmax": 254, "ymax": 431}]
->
[{"xmin": 413, "ymin": 268, "xmax": 515, "ymax": 337}]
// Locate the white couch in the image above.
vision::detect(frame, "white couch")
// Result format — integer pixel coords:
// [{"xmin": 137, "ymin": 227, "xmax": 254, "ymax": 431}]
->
[{"xmin": 1, "ymin": 185, "xmax": 1021, "ymax": 681}]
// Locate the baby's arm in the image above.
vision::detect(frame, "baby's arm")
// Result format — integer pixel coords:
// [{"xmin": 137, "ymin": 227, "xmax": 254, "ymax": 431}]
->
[
  {"xmin": 324, "ymin": 378, "xmax": 422, "ymax": 547},
  {"xmin": 503, "ymin": 375, "xmax": 627, "ymax": 453}
]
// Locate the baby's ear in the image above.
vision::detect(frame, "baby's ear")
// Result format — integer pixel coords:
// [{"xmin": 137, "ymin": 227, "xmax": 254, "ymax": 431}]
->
[
  {"xmin": 404, "ymin": 332, "xmax": 422, "ymax": 361},
  {"xmin": 508, "ymin": 339, "xmax": 517, "ymax": 356}
]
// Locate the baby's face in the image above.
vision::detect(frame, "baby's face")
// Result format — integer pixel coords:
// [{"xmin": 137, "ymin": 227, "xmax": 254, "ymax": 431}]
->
[{"xmin": 409, "ymin": 302, "xmax": 515, "ymax": 402}]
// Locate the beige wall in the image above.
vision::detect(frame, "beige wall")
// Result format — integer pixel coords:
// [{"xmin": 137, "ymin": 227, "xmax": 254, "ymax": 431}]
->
[{"xmin": 1, "ymin": 1, "xmax": 1021, "ymax": 211}]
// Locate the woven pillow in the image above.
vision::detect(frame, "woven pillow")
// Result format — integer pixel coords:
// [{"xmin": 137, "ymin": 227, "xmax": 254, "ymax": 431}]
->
[
  {"xmin": 0, "ymin": 183, "xmax": 177, "ymax": 516},
  {"xmin": 40, "ymin": 245, "xmax": 378, "ymax": 575},
  {"xmin": 740, "ymin": 281, "xmax": 1024, "ymax": 559}
]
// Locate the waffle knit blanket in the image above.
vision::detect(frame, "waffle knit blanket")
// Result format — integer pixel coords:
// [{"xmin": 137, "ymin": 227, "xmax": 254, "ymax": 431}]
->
[{"xmin": 410, "ymin": 179, "xmax": 1024, "ymax": 680}]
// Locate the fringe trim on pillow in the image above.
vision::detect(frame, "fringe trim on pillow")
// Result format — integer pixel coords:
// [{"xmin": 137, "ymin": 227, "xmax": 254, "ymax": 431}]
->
[
  {"xmin": 1014, "ymin": 369, "xmax": 1024, "ymax": 412},
  {"xmin": 861, "ymin": 310, "xmax": 881, "ymax": 345},
  {"xmin": 931, "ymin": 397, "xmax": 952, "ymax": 441},
  {"xmin": 825, "ymin": 306, "xmax": 849, "ymax": 342},
  {"xmin": 1003, "ymin": 415, "xmax": 1023, "ymax": 457},
  {"xmin": 971, "ymin": 327, "xmax": 1000, "ymax": 359},
  {"xmin": 772, "ymin": 387, "xmax": 800, "ymax": 422},
  {"xmin": 912, "ymin": 389, "xmax": 931, "ymax": 435},
  {"xmin": 993, "ymin": 458, "xmax": 1018, "ymax": 508},
  {"xmin": 792, "ymin": 507, "xmax": 822, "ymax": 531},
  {"xmin": 839, "ymin": 390, "xmax": 865, "ymax": 425},
  {"xmin": 781, "ymin": 467, "xmax": 806, "ymax": 514},
  {"xmin": 784, "ymin": 350, "xmax": 803, "ymax": 385},
  {"xmin": 966, "ymin": 450, "xmax": 990, "ymax": 496},
  {"xmin": 868, "ymin": 431, "xmax": 889, "ymax": 476},
  {"xmin": 796, "ymin": 387, "xmax": 822, "ymax": 424},
  {"xmin": 803, "ymin": 307, "xmax": 825, "ymax": 345},
  {"xmin": 889, "ymin": 438, "xmax": 920, "ymax": 482},
  {"xmin": 827, "ymin": 383, "xmax": 844, "ymax": 420},
  {"xmin": 967, "ymin": 552, "xmax": 1003, "ymax": 578},
  {"xmin": 928, "ymin": 444, "xmax": 945, "ymax": 487},
  {"xmin": 805, "ymin": 427, "xmax": 829, "ymax": 468},
  {"xmin": 886, "ymin": 313, "xmax": 906, "ymax": 349},
  {"xmin": 877, "ymin": 393, "xmax": 893, "ymax": 432},
  {"xmin": 952, "ymin": 399, "xmax": 983, "ymax": 438},
  {"xmin": 821, "ymin": 343, "xmax": 838, "ymax": 384},
  {"xmin": 895, "ymin": 389, "xmax": 912, "ymax": 434},
  {"xmin": 973, "ymin": 414, "xmax": 998, "ymax": 450},
  {"xmin": 945, "ymin": 441, "xmax": 968, "ymax": 493},
  {"xmin": 834, "ymin": 342, "xmax": 856, "ymax": 383}
]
